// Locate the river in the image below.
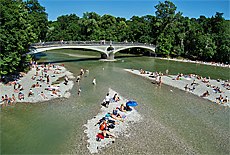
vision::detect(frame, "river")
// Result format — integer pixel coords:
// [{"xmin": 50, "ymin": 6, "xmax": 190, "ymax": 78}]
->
[{"xmin": 1, "ymin": 49, "xmax": 229, "ymax": 154}]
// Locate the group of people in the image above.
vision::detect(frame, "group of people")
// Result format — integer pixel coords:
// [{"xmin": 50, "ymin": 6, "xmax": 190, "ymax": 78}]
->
[
  {"xmin": 216, "ymin": 94, "xmax": 228, "ymax": 104},
  {"xmin": 1, "ymin": 94, "xmax": 16, "ymax": 106},
  {"xmin": 160, "ymin": 57, "xmax": 229, "ymax": 68},
  {"xmin": 96, "ymin": 93, "xmax": 134, "ymax": 141},
  {"xmin": 182, "ymin": 73, "xmax": 229, "ymax": 105},
  {"xmin": 0, "ymin": 61, "xmax": 71, "ymax": 106},
  {"xmin": 0, "ymin": 72, "xmax": 27, "ymax": 106}
]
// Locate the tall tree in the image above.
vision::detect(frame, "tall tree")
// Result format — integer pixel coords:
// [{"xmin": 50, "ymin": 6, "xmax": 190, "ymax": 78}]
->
[
  {"xmin": 154, "ymin": 1, "xmax": 183, "ymax": 56},
  {"xmin": 25, "ymin": 0, "xmax": 48, "ymax": 41},
  {"xmin": 0, "ymin": 0, "xmax": 36, "ymax": 75}
]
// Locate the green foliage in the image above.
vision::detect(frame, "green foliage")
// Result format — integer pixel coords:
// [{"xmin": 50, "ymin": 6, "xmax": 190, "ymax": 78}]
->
[
  {"xmin": 25, "ymin": 0, "xmax": 48, "ymax": 41},
  {"xmin": 1, "ymin": 0, "xmax": 37, "ymax": 75},
  {"xmin": 1, "ymin": 0, "xmax": 229, "ymax": 77}
]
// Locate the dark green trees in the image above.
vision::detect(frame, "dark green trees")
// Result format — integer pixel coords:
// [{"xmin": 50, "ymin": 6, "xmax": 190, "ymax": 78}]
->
[
  {"xmin": 1, "ymin": 0, "xmax": 229, "ymax": 77},
  {"xmin": 0, "ymin": 0, "xmax": 37, "ymax": 75}
]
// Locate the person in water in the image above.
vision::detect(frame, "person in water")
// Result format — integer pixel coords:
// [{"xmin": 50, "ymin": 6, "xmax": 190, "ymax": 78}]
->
[{"xmin": 93, "ymin": 77, "xmax": 96, "ymax": 85}]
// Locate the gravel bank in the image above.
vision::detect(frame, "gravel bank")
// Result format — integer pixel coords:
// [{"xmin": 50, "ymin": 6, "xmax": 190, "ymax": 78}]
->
[
  {"xmin": 0, "ymin": 65, "xmax": 75, "ymax": 104},
  {"xmin": 84, "ymin": 88, "xmax": 142, "ymax": 154},
  {"xmin": 124, "ymin": 69, "xmax": 230, "ymax": 107},
  {"xmin": 158, "ymin": 57, "xmax": 229, "ymax": 68}
]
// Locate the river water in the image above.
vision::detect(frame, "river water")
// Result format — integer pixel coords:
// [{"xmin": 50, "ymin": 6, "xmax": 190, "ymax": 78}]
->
[{"xmin": 1, "ymin": 49, "xmax": 229, "ymax": 154}]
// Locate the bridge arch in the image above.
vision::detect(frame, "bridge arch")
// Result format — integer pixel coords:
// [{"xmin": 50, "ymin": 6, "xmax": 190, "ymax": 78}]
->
[
  {"xmin": 29, "ymin": 41, "xmax": 156, "ymax": 60},
  {"xmin": 29, "ymin": 45, "xmax": 111, "ymax": 58},
  {"xmin": 113, "ymin": 46, "xmax": 155, "ymax": 54}
]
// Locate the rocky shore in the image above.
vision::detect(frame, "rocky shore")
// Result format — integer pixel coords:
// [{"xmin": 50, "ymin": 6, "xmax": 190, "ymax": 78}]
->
[
  {"xmin": 0, "ymin": 65, "xmax": 75, "ymax": 104},
  {"xmin": 84, "ymin": 88, "xmax": 142, "ymax": 154},
  {"xmin": 124, "ymin": 69, "xmax": 230, "ymax": 107}
]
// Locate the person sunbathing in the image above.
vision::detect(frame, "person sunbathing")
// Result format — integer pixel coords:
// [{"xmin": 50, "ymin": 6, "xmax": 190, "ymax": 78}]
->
[
  {"xmin": 18, "ymin": 84, "xmax": 24, "ymax": 91},
  {"xmin": 191, "ymin": 80, "xmax": 199, "ymax": 86},
  {"xmin": 7, "ymin": 97, "xmax": 13, "ymax": 105},
  {"xmin": 18, "ymin": 92, "xmax": 24, "ymax": 100},
  {"xmin": 223, "ymin": 96, "xmax": 229, "ymax": 104},
  {"xmin": 149, "ymin": 72, "xmax": 156, "ymax": 78},
  {"xmin": 190, "ymin": 86, "xmax": 196, "ymax": 91},
  {"xmin": 35, "ymin": 82, "xmax": 41, "ymax": 87},
  {"xmin": 202, "ymin": 79, "xmax": 209, "ymax": 83},
  {"xmin": 1, "ymin": 96, "xmax": 5, "ymax": 104},
  {"xmin": 113, "ymin": 110, "xmax": 122, "ymax": 118},
  {"xmin": 41, "ymin": 92, "xmax": 48, "ymax": 99},
  {"xmin": 12, "ymin": 94, "xmax": 16, "ymax": 103},
  {"xmin": 95, "ymin": 117, "xmax": 119, "ymax": 127},
  {"xmin": 125, "ymin": 105, "xmax": 132, "ymax": 111},
  {"xmin": 106, "ymin": 113, "xmax": 124, "ymax": 122},
  {"xmin": 54, "ymin": 71, "xmax": 61, "ymax": 74},
  {"xmin": 216, "ymin": 95, "xmax": 223, "ymax": 104},
  {"xmin": 120, "ymin": 104, "xmax": 127, "ymax": 113},
  {"xmin": 206, "ymin": 84, "xmax": 215, "ymax": 88},
  {"xmin": 184, "ymin": 84, "xmax": 190, "ymax": 91},
  {"xmin": 31, "ymin": 76, "xmax": 36, "ymax": 80},
  {"xmin": 217, "ymin": 87, "xmax": 225, "ymax": 93},
  {"xmin": 52, "ymin": 89, "xmax": 60, "ymax": 97},
  {"xmin": 113, "ymin": 94, "xmax": 120, "ymax": 101},
  {"xmin": 214, "ymin": 87, "xmax": 225, "ymax": 93},
  {"xmin": 13, "ymin": 84, "xmax": 19, "ymax": 92},
  {"xmin": 100, "ymin": 129, "xmax": 118, "ymax": 139},
  {"xmin": 99, "ymin": 120, "xmax": 110, "ymax": 131},
  {"xmin": 4, "ymin": 95, "xmax": 8, "ymax": 103},
  {"xmin": 28, "ymin": 89, "xmax": 34, "ymax": 97},
  {"xmin": 202, "ymin": 91, "xmax": 210, "ymax": 97}
]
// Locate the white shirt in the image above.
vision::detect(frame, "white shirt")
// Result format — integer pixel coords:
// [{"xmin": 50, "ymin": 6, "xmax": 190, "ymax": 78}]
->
[{"xmin": 106, "ymin": 96, "xmax": 110, "ymax": 102}]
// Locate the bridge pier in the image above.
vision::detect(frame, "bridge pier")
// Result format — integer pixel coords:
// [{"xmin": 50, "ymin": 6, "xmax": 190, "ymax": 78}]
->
[{"xmin": 108, "ymin": 52, "xmax": 114, "ymax": 60}]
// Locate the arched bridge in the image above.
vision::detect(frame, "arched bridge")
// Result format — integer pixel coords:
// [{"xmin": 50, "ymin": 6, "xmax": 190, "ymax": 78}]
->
[{"xmin": 29, "ymin": 41, "xmax": 155, "ymax": 60}]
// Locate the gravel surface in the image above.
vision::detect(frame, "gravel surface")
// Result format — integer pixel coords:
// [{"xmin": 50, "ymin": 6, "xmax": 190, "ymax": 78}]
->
[
  {"xmin": 124, "ymin": 69, "xmax": 230, "ymax": 107},
  {"xmin": 159, "ymin": 57, "xmax": 229, "ymax": 68},
  {"xmin": 84, "ymin": 88, "xmax": 142, "ymax": 154},
  {"xmin": 0, "ymin": 65, "xmax": 75, "ymax": 104}
]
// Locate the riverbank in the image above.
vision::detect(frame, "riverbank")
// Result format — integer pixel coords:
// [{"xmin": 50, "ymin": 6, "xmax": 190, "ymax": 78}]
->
[
  {"xmin": 84, "ymin": 88, "xmax": 142, "ymax": 154},
  {"xmin": 0, "ymin": 64, "xmax": 75, "ymax": 104},
  {"xmin": 157, "ymin": 57, "xmax": 229, "ymax": 68},
  {"xmin": 124, "ymin": 69, "xmax": 230, "ymax": 107}
]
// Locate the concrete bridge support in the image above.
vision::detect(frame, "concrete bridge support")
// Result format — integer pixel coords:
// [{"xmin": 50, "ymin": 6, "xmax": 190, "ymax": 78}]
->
[{"xmin": 108, "ymin": 52, "xmax": 114, "ymax": 60}]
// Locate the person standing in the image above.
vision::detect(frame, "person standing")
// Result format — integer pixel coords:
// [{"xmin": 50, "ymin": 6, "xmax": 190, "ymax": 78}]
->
[
  {"xmin": 93, "ymin": 77, "xmax": 96, "ymax": 85},
  {"xmin": 76, "ymin": 75, "xmax": 80, "ymax": 85},
  {"xmin": 78, "ymin": 87, "xmax": 81, "ymax": 96},
  {"xmin": 64, "ymin": 75, "xmax": 68, "ymax": 85},
  {"xmin": 47, "ymin": 75, "xmax": 49, "ymax": 84},
  {"xmin": 105, "ymin": 93, "xmax": 110, "ymax": 108},
  {"xmin": 166, "ymin": 69, "xmax": 168, "ymax": 76},
  {"xmin": 159, "ymin": 77, "xmax": 162, "ymax": 86}
]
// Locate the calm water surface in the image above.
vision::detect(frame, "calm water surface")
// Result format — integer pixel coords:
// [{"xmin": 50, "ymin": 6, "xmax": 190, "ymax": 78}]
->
[{"xmin": 1, "ymin": 49, "xmax": 229, "ymax": 154}]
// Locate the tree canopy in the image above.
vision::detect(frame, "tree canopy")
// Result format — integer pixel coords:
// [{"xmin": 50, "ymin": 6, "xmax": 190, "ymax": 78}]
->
[{"xmin": 1, "ymin": 0, "xmax": 229, "ymax": 76}]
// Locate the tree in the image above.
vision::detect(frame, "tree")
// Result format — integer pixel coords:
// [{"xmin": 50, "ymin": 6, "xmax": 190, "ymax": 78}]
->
[
  {"xmin": 25, "ymin": 0, "xmax": 48, "ymax": 42},
  {"xmin": 154, "ymin": 1, "xmax": 183, "ymax": 56},
  {"xmin": 0, "ymin": 0, "xmax": 36, "ymax": 75}
]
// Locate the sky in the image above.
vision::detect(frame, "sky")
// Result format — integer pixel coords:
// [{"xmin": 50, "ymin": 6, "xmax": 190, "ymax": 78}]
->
[{"xmin": 39, "ymin": 0, "xmax": 230, "ymax": 21}]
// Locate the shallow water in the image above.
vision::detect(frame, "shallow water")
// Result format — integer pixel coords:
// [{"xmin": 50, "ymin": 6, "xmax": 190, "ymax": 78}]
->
[{"xmin": 1, "ymin": 49, "xmax": 229, "ymax": 154}]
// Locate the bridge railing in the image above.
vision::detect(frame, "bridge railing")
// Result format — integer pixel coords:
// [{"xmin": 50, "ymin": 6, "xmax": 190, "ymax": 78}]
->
[{"xmin": 30, "ymin": 41, "xmax": 155, "ymax": 48}]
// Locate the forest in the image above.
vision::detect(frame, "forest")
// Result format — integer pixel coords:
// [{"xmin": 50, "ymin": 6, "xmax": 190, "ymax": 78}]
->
[{"xmin": 1, "ymin": 0, "xmax": 230, "ymax": 75}]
